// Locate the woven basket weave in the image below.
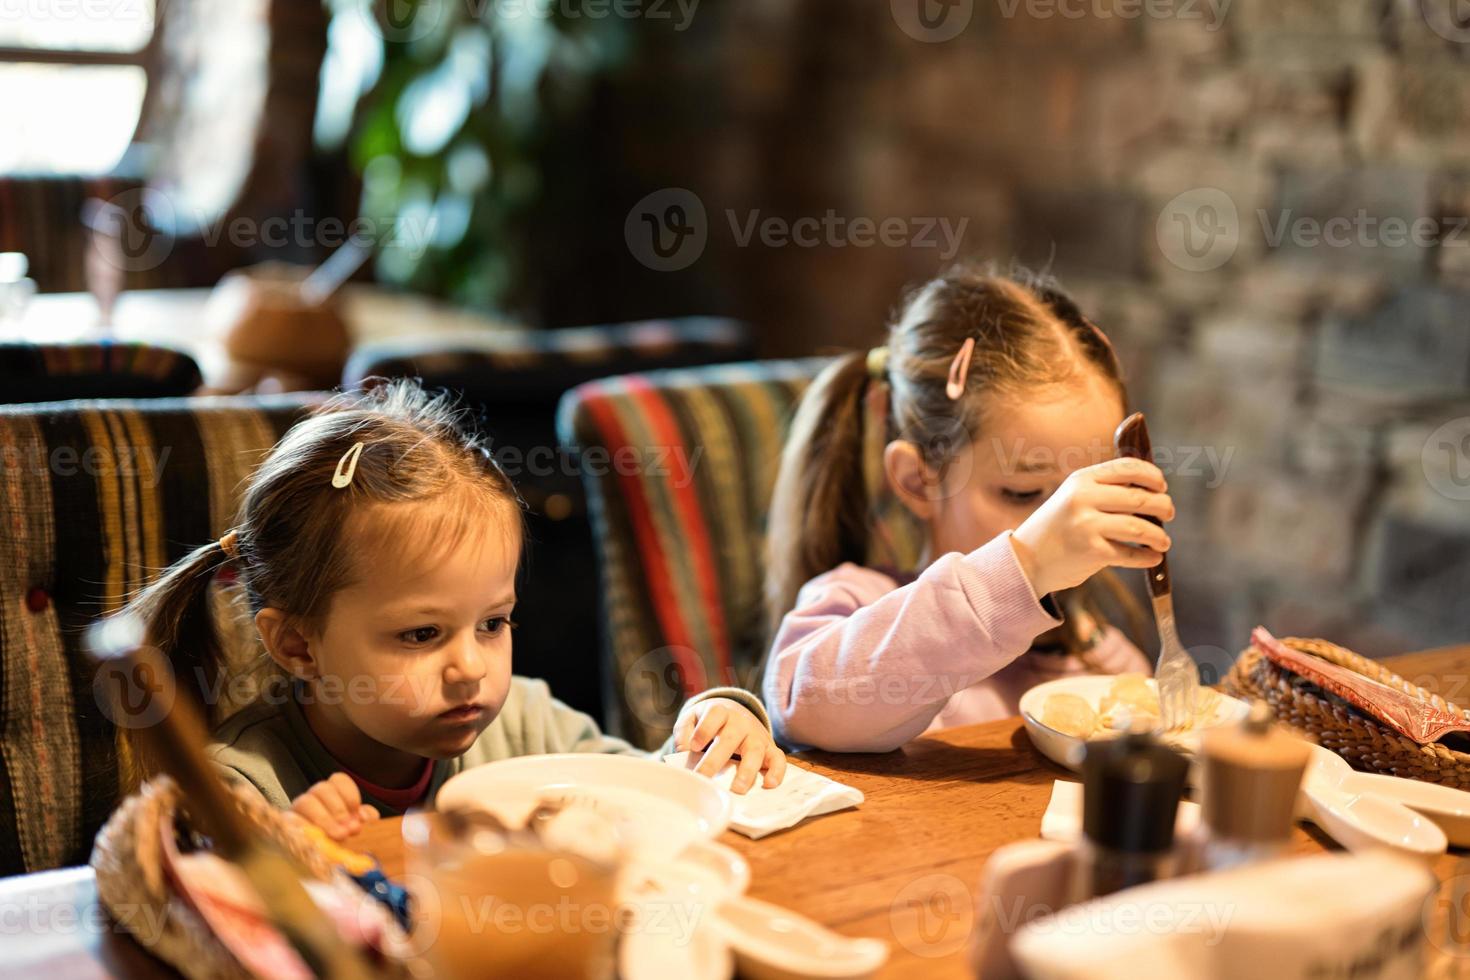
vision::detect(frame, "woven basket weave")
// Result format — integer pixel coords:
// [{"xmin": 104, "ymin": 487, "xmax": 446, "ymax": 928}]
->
[
  {"xmin": 1223, "ymin": 636, "xmax": 1470, "ymax": 789},
  {"xmin": 89, "ymin": 777, "xmax": 346, "ymax": 980}
]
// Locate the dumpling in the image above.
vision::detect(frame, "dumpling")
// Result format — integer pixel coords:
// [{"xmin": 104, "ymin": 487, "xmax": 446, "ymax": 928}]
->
[
  {"xmin": 1041, "ymin": 693, "xmax": 1098, "ymax": 738},
  {"xmin": 1100, "ymin": 674, "xmax": 1157, "ymax": 716}
]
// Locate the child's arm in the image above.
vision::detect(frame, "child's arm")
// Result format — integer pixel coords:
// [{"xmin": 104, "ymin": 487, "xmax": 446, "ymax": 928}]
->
[
  {"xmin": 291, "ymin": 773, "xmax": 380, "ymax": 841},
  {"xmin": 507, "ymin": 679, "xmax": 784, "ymax": 792},
  {"xmin": 670, "ymin": 692, "xmax": 786, "ymax": 793},
  {"xmin": 763, "ymin": 531, "xmax": 1062, "ymax": 753}
]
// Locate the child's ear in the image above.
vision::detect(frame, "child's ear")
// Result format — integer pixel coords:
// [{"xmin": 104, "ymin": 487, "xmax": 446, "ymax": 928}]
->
[
  {"xmin": 883, "ymin": 439, "xmax": 939, "ymax": 520},
  {"xmin": 255, "ymin": 607, "xmax": 318, "ymax": 680}
]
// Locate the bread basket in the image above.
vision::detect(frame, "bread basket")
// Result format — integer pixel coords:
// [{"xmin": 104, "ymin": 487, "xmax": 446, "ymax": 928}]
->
[
  {"xmin": 90, "ymin": 776, "xmax": 406, "ymax": 979},
  {"xmin": 1224, "ymin": 636, "xmax": 1470, "ymax": 789}
]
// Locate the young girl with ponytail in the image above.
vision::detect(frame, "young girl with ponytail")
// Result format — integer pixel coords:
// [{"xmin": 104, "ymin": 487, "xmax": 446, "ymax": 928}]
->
[
  {"xmin": 123, "ymin": 380, "xmax": 783, "ymax": 839},
  {"xmin": 763, "ymin": 267, "xmax": 1171, "ymax": 752}
]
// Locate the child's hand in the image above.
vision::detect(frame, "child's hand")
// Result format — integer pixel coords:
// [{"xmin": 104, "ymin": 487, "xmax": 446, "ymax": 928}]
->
[
  {"xmin": 675, "ymin": 697, "xmax": 787, "ymax": 794},
  {"xmin": 1011, "ymin": 457, "xmax": 1175, "ymax": 599},
  {"xmin": 290, "ymin": 773, "xmax": 380, "ymax": 841}
]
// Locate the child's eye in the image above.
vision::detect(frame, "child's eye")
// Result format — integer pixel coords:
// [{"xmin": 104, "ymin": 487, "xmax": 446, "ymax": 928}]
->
[
  {"xmin": 1001, "ymin": 488, "xmax": 1044, "ymax": 504},
  {"xmin": 399, "ymin": 626, "xmax": 440, "ymax": 645},
  {"xmin": 480, "ymin": 617, "xmax": 516, "ymax": 636}
]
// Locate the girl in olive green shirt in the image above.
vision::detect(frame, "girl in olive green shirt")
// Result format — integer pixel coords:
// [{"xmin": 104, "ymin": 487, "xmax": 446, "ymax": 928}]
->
[{"xmin": 123, "ymin": 381, "xmax": 784, "ymax": 838}]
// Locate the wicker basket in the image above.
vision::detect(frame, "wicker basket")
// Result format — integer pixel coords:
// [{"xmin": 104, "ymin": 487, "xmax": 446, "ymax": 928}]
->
[
  {"xmin": 1223, "ymin": 636, "xmax": 1470, "ymax": 789},
  {"xmin": 90, "ymin": 777, "xmax": 388, "ymax": 980}
]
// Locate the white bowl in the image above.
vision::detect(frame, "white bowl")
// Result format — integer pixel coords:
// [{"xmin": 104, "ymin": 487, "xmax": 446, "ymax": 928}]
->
[
  {"xmin": 435, "ymin": 753, "xmax": 732, "ymax": 863},
  {"xmin": 1019, "ymin": 675, "xmax": 1250, "ymax": 771}
]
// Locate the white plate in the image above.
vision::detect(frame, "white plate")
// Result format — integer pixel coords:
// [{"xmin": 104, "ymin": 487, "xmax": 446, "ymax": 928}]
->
[
  {"xmin": 435, "ymin": 753, "xmax": 733, "ymax": 863},
  {"xmin": 1019, "ymin": 675, "xmax": 1250, "ymax": 770}
]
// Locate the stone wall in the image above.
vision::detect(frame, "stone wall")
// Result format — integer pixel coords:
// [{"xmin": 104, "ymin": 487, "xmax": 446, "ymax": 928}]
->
[{"xmin": 596, "ymin": 0, "xmax": 1470, "ymax": 661}]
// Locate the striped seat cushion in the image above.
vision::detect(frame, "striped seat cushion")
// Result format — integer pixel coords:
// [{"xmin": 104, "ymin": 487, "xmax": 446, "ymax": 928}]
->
[
  {"xmin": 0, "ymin": 341, "xmax": 204, "ymax": 403},
  {"xmin": 0, "ymin": 394, "xmax": 319, "ymax": 875},
  {"xmin": 558, "ymin": 359, "xmax": 924, "ymax": 749}
]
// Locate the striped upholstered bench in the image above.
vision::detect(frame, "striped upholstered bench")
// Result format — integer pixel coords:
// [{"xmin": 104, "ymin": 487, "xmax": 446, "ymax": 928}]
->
[
  {"xmin": 0, "ymin": 394, "xmax": 318, "ymax": 875},
  {"xmin": 0, "ymin": 341, "xmax": 204, "ymax": 404},
  {"xmin": 558, "ymin": 359, "xmax": 924, "ymax": 749}
]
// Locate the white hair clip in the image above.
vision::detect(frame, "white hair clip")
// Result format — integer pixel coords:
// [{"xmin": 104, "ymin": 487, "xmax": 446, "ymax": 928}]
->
[
  {"xmin": 946, "ymin": 337, "xmax": 976, "ymax": 401},
  {"xmin": 331, "ymin": 442, "xmax": 364, "ymax": 488}
]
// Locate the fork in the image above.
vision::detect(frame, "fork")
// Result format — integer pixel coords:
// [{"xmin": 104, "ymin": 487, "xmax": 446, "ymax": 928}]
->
[{"xmin": 1113, "ymin": 413, "xmax": 1200, "ymax": 732}]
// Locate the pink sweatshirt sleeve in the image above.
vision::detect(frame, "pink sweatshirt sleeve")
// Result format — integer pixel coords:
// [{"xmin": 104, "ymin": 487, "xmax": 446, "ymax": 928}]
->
[{"xmin": 762, "ymin": 531, "xmax": 1063, "ymax": 752}]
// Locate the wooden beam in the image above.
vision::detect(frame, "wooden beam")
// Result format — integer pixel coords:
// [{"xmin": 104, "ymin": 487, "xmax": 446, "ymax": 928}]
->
[{"xmin": 0, "ymin": 46, "xmax": 144, "ymax": 67}]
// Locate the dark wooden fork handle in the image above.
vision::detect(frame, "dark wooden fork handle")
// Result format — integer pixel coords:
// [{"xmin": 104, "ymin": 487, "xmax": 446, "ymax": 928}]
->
[{"xmin": 1112, "ymin": 412, "xmax": 1172, "ymax": 599}]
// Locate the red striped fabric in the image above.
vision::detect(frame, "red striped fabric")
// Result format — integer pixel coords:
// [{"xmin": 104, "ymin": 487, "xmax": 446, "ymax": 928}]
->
[
  {"xmin": 624, "ymin": 376, "xmax": 735, "ymax": 685},
  {"xmin": 577, "ymin": 380, "xmax": 707, "ymax": 696}
]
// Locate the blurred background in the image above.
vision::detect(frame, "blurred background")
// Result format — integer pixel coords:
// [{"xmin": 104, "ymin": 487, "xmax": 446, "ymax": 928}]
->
[{"xmin": 3, "ymin": 0, "xmax": 1469, "ymax": 710}]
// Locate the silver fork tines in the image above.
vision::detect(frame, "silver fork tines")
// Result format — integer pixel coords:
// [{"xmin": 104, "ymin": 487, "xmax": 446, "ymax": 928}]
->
[{"xmin": 1151, "ymin": 597, "xmax": 1201, "ymax": 732}]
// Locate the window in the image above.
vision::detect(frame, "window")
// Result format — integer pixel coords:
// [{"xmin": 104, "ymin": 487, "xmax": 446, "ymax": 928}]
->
[{"xmin": 0, "ymin": 0, "xmax": 155, "ymax": 173}]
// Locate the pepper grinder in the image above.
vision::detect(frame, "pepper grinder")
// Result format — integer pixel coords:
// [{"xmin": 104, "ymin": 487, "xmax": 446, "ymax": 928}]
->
[
  {"xmin": 1073, "ymin": 729, "xmax": 1190, "ymax": 901},
  {"xmin": 1198, "ymin": 701, "xmax": 1310, "ymax": 871}
]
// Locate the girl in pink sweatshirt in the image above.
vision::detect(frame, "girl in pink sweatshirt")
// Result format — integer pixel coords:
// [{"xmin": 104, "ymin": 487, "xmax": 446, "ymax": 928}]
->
[{"xmin": 762, "ymin": 267, "xmax": 1173, "ymax": 752}]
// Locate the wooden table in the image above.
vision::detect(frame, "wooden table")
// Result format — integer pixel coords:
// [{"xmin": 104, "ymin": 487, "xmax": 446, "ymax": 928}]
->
[
  {"xmin": 6, "ymin": 646, "xmax": 1470, "ymax": 979},
  {"xmin": 6, "ymin": 287, "xmax": 515, "ymax": 390}
]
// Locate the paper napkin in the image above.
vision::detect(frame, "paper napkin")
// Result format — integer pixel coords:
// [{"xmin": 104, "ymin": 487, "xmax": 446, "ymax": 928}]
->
[
  {"xmin": 663, "ymin": 752, "xmax": 864, "ymax": 839},
  {"xmin": 1039, "ymin": 780, "xmax": 1200, "ymax": 843}
]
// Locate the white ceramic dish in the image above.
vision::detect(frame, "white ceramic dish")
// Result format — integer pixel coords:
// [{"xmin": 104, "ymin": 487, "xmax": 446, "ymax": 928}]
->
[
  {"xmin": 1019, "ymin": 675, "xmax": 1251, "ymax": 770},
  {"xmin": 620, "ymin": 840, "xmax": 750, "ymax": 980},
  {"xmin": 623, "ymin": 838, "xmax": 886, "ymax": 980},
  {"xmin": 435, "ymin": 753, "xmax": 732, "ymax": 863},
  {"xmin": 1301, "ymin": 744, "xmax": 1470, "ymax": 846},
  {"xmin": 1298, "ymin": 744, "xmax": 1448, "ymax": 857},
  {"xmin": 715, "ymin": 896, "xmax": 889, "ymax": 980}
]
